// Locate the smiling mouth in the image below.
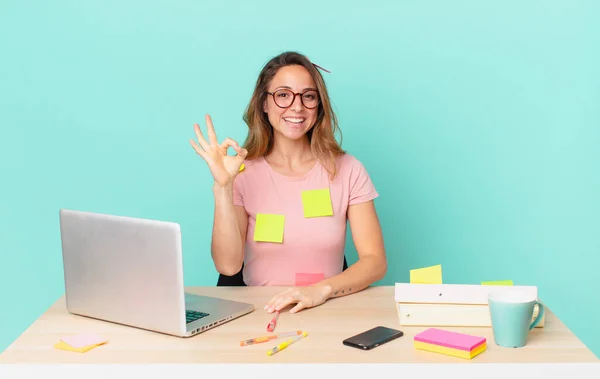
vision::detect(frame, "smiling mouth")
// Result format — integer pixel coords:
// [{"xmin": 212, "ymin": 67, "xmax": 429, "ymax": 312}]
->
[{"xmin": 283, "ymin": 117, "xmax": 306, "ymax": 128}]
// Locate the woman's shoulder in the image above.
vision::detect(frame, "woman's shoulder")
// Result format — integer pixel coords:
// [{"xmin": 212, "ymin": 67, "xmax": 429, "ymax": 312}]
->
[
  {"xmin": 239, "ymin": 157, "xmax": 261, "ymax": 170},
  {"xmin": 334, "ymin": 153, "xmax": 368, "ymax": 172},
  {"xmin": 334, "ymin": 153, "xmax": 378, "ymax": 200},
  {"xmin": 336, "ymin": 152, "xmax": 361, "ymax": 163},
  {"xmin": 233, "ymin": 157, "xmax": 264, "ymax": 186}
]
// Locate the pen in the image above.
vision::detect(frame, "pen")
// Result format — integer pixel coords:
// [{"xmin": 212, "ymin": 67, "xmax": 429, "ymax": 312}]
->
[
  {"xmin": 240, "ymin": 330, "xmax": 303, "ymax": 346},
  {"xmin": 266, "ymin": 331, "xmax": 308, "ymax": 356},
  {"xmin": 267, "ymin": 310, "xmax": 279, "ymax": 332}
]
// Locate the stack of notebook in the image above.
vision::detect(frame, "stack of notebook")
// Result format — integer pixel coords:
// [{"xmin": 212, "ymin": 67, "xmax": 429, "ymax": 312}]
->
[
  {"xmin": 414, "ymin": 328, "xmax": 487, "ymax": 359},
  {"xmin": 395, "ymin": 264, "xmax": 543, "ymax": 328}
]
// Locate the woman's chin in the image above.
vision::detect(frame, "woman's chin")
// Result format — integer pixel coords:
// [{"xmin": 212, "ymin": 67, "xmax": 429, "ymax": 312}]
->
[{"xmin": 275, "ymin": 126, "xmax": 309, "ymax": 140}]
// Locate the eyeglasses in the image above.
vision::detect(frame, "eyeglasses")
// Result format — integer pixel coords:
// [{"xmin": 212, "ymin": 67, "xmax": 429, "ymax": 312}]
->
[{"xmin": 266, "ymin": 89, "xmax": 320, "ymax": 109}]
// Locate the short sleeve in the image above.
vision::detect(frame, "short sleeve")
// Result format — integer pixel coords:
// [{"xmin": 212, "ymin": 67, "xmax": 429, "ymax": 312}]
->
[
  {"xmin": 232, "ymin": 174, "xmax": 244, "ymax": 207},
  {"xmin": 348, "ymin": 157, "xmax": 379, "ymax": 205}
]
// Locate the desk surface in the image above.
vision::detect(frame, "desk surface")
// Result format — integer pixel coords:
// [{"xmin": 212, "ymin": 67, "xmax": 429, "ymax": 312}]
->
[{"xmin": 0, "ymin": 286, "xmax": 597, "ymax": 364}]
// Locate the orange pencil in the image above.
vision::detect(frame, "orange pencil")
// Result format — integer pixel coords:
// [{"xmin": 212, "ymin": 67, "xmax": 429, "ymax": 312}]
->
[{"xmin": 240, "ymin": 330, "xmax": 302, "ymax": 346}]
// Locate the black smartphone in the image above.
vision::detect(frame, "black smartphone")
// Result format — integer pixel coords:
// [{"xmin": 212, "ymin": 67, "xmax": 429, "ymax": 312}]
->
[{"xmin": 342, "ymin": 326, "xmax": 404, "ymax": 350}]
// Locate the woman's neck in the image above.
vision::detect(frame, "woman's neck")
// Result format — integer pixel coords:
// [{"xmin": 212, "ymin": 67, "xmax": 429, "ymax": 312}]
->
[{"xmin": 267, "ymin": 135, "xmax": 314, "ymax": 170}]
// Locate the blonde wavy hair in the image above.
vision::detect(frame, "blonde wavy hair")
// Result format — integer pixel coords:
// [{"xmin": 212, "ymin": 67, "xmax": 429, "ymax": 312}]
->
[{"xmin": 241, "ymin": 51, "xmax": 345, "ymax": 179}]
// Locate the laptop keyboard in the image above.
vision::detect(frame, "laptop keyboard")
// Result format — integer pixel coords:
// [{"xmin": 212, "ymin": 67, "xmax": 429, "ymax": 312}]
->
[{"xmin": 186, "ymin": 310, "xmax": 209, "ymax": 324}]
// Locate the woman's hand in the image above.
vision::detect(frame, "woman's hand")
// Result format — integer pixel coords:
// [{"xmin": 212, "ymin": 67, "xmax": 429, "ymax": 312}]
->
[
  {"xmin": 189, "ymin": 114, "xmax": 248, "ymax": 187},
  {"xmin": 265, "ymin": 285, "xmax": 333, "ymax": 314}
]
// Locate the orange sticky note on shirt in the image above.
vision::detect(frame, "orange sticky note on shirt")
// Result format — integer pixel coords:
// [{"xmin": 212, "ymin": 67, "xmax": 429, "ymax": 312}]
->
[
  {"xmin": 410, "ymin": 264, "xmax": 443, "ymax": 284},
  {"xmin": 254, "ymin": 213, "xmax": 285, "ymax": 243},
  {"xmin": 301, "ymin": 188, "xmax": 333, "ymax": 218}
]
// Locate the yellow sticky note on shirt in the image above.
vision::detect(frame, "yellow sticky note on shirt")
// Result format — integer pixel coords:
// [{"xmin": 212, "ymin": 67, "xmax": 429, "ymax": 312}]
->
[
  {"xmin": 254, "ymin": 213, "xmax": 285, "ymax": 243},
  {"xmin": 482, "ymin": 280, "xmax": 513, "ymax": 286},
  {"xmin": 301, "ymin": 188, "xmax": 333, "ymax": 218},
  {"xmin": 410, "ymin": 264, "xmax": 443, "ymax": 284}
]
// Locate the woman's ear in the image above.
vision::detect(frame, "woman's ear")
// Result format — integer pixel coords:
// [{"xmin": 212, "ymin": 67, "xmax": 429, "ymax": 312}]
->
[{"xmin": 263, "ymin": 100, "xmax": 268, "ymax": 113}]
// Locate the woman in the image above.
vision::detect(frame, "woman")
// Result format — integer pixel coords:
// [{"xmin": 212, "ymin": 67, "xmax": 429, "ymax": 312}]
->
[{"xmin": 189, "ymin": 51, "xmax": 387, "ymax": 314}]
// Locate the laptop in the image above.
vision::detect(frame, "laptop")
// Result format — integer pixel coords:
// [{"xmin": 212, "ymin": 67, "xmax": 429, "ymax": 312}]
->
[{"xmin": 58, "ymin": 208, "xmax": 254, "ymax": 337}]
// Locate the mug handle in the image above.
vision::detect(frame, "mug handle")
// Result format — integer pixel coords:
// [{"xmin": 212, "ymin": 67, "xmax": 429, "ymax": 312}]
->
[{"xmin": 529, "ymin": 301, "xmax": 545, "ymax": 330}]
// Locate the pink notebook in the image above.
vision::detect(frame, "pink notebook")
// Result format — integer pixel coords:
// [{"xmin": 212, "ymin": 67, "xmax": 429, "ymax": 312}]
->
[{"xmin": 414, "ymin": 328, "xmax": 486, "ymax": 351}]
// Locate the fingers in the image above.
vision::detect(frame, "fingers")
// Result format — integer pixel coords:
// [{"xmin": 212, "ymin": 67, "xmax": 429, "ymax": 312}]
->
[
  {"xmin": 290, "ymin": 301, "xmax": 308, "ymax": 314},
  {"xmin": 220, "ymin": 137, "xmax": 249, "ymax": 161},
  {"xmin": 237, "ymin": 146, "xmax": 248, "ymax": 161},
  {"xmin": 278, "ymin": 290, "xmax": 312, "ymax": 313},
  {"xmin": 266, "ymin": 288, "xmax": 293, "ymax": 312},
  {"xmin": 220, "ymin": 137, "xmax": 241, "ymax": 153},
  {"xmin": 205, "ymin": 114, "xmax": 219, "ymax": 146},
  {"xmin": 266, "ymin": 289, "xmax": 310, "ymax": 313},
  {"xmin": 189, "ymin": 139, "xmax": 208, "ymax": 160},
  {"xmin": 193, "ymin": 123, "xmax": 210, "ymax": 151},
  {"xmin": 273, "ymin": 294, "xmax": 296, "ymax": 312},
  {"xmin": 265, "ymin": 288, "xmax": 291, "ymax": 309}
]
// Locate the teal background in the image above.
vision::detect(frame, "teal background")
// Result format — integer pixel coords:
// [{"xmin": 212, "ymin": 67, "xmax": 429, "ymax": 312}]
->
[{"xmin": 1, "ymin": 1, "xmax": 598, "ymax": 357}]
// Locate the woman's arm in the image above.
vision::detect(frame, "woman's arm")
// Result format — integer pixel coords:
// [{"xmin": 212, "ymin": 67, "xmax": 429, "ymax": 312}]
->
[
  {"xmin": 211, "ymin": 183, "xmax": 249, "ymax": 276},
  {"xmin": 319, "ymin": 199, "xmax": 387, "ymax": 297},
  {"xmin": 189, "ymin": 114, "xmax": 249, "ymax": 277},
  {"xmin": 265, "ymin": 199, "xmax": 387, "ymax": 313}
]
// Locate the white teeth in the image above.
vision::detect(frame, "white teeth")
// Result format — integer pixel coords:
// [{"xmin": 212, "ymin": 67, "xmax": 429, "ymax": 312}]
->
[{"xmin": 284, "ymin": 118, "xmax": 304, "ymax": 123}]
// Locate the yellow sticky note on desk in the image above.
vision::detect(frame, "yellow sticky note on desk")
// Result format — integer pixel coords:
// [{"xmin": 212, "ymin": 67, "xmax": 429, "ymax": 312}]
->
[
  {"xmin": 302, "ymin": 188, "xmax": 333, "ymax": 218},
  {"xmin": 254, "ymin": 213, "xmax": 285, "ymax": 243},
  {"xmin": 55, "ymin": 333, "xmax": 108, "ymax": 353},
  {"xmin": 61, "ymin": 333, "xmax": 107, "ymax": 347},
  {"xmin": 410, "ymin": 264, "xmax": 443, "ymax": 284},
  {"xmin": 54, "ymin": 340, "xmax": 105, "ymax": 353},
  {"xmin": 482, "ymin": 280, "xmax": 513, "ymax": 286}
]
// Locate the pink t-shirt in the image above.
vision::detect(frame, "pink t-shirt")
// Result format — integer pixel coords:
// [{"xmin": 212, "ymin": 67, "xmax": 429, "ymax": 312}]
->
[{"xmin": 232, "ymin": 153, "xmax": 379, "ymax": 286}]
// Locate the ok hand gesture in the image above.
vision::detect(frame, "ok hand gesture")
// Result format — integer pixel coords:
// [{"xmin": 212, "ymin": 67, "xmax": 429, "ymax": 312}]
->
[{"xmin": 189, "ymin": 114, "xmax": 248, "ymax": 187}]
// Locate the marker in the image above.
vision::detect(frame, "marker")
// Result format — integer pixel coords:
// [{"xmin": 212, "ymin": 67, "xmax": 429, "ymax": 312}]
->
[
  {"xmin": 267, "ymin": 331, "xmax": 308, "ymax": 356},
  {"xmin": 239, "ymin": 330, "xmax": 302, "ymax": 346},
  {"xmin": 267, "ymin": 310, "xmax": 279, "ymax": 332}
]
